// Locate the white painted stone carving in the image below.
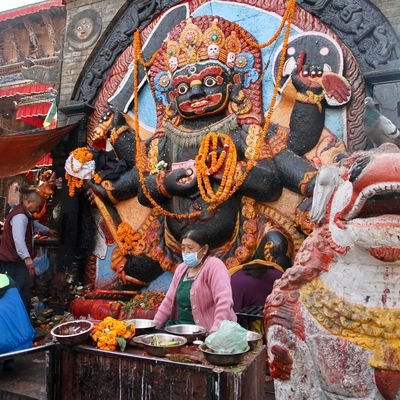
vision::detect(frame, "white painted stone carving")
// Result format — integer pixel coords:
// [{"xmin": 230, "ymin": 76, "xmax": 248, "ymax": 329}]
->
[{"xmin": 266, "ymin": 144, "xmax": 400, "ymax": 400}]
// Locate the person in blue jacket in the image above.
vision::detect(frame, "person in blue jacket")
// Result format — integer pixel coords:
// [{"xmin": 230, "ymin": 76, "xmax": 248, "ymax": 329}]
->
[{"xmin": 0, "ymin": 273, "xmax": 35, "ymax": 371}]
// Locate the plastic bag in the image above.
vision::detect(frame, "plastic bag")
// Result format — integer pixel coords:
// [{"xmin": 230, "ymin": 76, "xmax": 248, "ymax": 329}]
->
[
  {"xmin": 205, "ymin": 320, "xmax": 248, "ymax": 353},
  {"xmin": 34, "ymin": 248, "xmax": 50, "ymax": 276}
]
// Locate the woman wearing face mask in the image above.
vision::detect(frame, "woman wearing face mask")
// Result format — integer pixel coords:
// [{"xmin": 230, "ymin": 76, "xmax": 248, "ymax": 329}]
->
[{"xmin": 153, "ymin": 229, "xmax": 236, "ymax": 332}]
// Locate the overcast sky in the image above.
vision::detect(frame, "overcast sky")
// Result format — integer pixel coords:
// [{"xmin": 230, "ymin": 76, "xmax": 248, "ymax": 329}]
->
[{"xmin": 0, "ymin": 0, "xmax": 42, "ymax": 13}]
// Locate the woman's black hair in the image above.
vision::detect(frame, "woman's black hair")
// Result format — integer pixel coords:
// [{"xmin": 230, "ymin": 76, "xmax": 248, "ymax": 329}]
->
[{"xmin": 180, "ymin": 229, "xmax": 209, "ymax": 247}]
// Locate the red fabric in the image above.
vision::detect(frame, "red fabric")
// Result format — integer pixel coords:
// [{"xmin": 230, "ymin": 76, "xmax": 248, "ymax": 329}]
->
[
  {"xmin": 0, "ymin": 204, "xmax": 34, "ymax": 262},
  {"xmin": 16, "ymin": 102, "xmax": 52, "ymax": 128},
  {"xmin": 16, "ymin": 102, "xmax": 52, "ymax": 119},
  {"xmin": 0, "ymin": 125, "xmax": 74, "ymax": 178},
  {"xmin": 36, "ymin": 153, "xmax": 53, "ymax": 167},
  {"xmin": 0, "ymin": 1, "xmax": 63, "ymax": 22},
  {"xmin": 0, "ymin": 84, "xmax": 53, "ymax": 98},
  {"xmin": 17, "ymin": 116, "xmax": 44, "ymax": 128}
]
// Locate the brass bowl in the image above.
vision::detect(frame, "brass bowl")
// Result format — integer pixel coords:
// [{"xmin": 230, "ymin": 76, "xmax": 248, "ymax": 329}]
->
[
  {"xmin": 199, "ymin": 343, "xmax": 249, "ymax": 366},
  {"xmin": 51, "ymin": 320, "xmax": 93, "ymax": 346},
  {"xmin": 247, "ymin": 330, "xmax": 263, "ymax": 350},
  {"xmin": 165, "ymin": 324, "xmax": 207, "ymax": 344},
  {"xmin": 133, "ymin": 333, "xmax": 187, "ymax": 357}
]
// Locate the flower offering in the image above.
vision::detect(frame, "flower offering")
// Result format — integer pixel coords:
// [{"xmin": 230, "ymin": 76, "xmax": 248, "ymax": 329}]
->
[{"xmin": 91, "ymin": 316, "xmax": 135, "ymax": 351}]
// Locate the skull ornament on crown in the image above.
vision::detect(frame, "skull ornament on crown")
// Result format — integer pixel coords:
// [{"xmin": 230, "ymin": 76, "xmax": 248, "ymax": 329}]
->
[{"xmin": 151, "ymin": 17, "xmax": 263, "ymax": 127}]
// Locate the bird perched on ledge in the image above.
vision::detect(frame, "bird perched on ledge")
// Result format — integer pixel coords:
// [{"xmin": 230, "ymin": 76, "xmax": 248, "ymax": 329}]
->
[{"xmin": 363, "ymin": 97, "xmax": 400, "ymax": 147}]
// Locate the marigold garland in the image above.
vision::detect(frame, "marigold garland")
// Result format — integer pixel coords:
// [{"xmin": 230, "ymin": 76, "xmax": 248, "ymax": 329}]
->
[
  {"xmin": 65, "ymin": 173, "xmax": 84, "ymax": 197},
  {"xmin": 70, "ymin": 146, "xmax": 94, "ymax": 164},
  {"xmin": 91, "ymin": 316, "xmax": 135, "ymax": 352},
  {"xmin": 238, "ymin": 0, "xmax": 295, "ymax": 49},
  {"xmin": 132, "ymin": 0, "xmax": 296, "ymax": 219},
  {"xmin": 195, "ymin": 132, "xmax": 237, "ymax": 204},
  {"xmin": 117, "ymin": 222, "xmax": 146, "ymax": 256},
  {"xmin": 33, "ymin": 201, "xmax": 47, "ymax": 220}
]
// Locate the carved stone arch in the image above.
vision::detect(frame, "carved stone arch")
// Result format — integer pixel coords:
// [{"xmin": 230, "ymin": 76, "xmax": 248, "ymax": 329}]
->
[
  {"xmin": 72, "ymin": 0, "xmax": 169, "ymax": 104},
  {"xmin": 297, "ymin": 0, "xmax": 400, "ymax": 73},
  {"xmin": 71, "ymin": 0, "xmax": 400, "ymax": 152},
  {"xmin": 73, "ymin": 0, "xmax": 399, "ymax": 105}
]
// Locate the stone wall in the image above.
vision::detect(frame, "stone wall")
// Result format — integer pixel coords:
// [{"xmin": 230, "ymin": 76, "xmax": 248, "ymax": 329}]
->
[
  {"xmin": 371, "ymin": 0, "xmax": 400, "ymax": 37},
  {"xmin": 59, "ymin": 0, "xmax": 126, "ymax": 108},
  {"xmin": 368, "ymin": 1, "xmax": 400, "ymax": 130}
]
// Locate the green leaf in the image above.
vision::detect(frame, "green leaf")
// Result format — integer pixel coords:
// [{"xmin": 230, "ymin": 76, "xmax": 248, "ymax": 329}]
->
[{"xmin": 117, "ymin": 337, "xmax": 127, "ymax": 352}]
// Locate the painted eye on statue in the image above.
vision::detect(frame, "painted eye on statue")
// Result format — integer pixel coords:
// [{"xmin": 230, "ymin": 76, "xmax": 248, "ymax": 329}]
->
[
  {"xmin": 203, "ymin": 76, "xmax": 216, "ymax": 88},
  {"xmin": 176, "ymin": 83, "xmax": 189, "ymax": 95}
]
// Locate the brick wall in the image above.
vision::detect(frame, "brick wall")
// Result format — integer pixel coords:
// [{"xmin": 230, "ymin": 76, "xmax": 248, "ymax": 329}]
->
[
  {"xmin": 371, "ymin": 0, "xmax": 400, "ymax": 37},
  {"xmin": 59, "ymin": 0, "xmax": 126, "ymax": 107}
]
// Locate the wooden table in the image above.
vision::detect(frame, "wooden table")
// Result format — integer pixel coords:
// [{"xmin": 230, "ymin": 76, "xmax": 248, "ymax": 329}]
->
[{"xmin": 54, "ymin": 343, "xmax": 266, "ymax": 400}]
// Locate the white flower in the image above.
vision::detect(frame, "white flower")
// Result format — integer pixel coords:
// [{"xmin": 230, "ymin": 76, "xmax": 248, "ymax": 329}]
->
[{"xmin": 150, "ymin": 160, "xmax": 168, "ymax": 174}]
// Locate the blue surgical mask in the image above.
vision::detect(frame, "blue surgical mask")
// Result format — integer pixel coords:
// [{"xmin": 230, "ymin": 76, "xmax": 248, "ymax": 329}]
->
[{"xmin": 182, "ymin": 251, "xmax": 201, "ymax": 268}]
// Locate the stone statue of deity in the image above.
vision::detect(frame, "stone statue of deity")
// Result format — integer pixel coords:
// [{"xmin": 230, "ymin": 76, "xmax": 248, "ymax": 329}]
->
[{"xmin": 65, "ymin": 15, "xmax": 352, "ymax": 294}]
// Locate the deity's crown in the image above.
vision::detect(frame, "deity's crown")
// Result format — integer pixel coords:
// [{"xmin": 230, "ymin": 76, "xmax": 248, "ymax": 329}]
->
[{"xmin": 164, "ymin": 18, "xmax": 242, "ymax": 73}]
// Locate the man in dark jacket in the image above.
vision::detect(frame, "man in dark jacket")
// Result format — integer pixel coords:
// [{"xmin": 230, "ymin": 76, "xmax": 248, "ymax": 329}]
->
[{"xmin": 0, "ymin": 186, "xmax": 55, "ymax": 312}]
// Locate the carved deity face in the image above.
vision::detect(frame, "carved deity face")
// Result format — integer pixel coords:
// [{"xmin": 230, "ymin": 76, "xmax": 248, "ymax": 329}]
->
[
  {"xmin": 74, "ymin": 17, "xmax": 94, "ymax": 40},
  {"xmin": 171, "ymin": 61, "xmax": 232, "ymax": 119}
]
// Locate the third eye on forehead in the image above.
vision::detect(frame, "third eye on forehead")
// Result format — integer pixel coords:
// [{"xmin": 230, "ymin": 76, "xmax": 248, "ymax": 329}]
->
[{"xmin": 173, "ymin": 65, "xmax": 225, "ymax": 85}]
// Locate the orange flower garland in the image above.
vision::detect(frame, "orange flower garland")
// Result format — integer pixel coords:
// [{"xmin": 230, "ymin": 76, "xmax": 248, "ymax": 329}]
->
[
  {"xmin": 70, "ymin": 146, "xmax": 94, "ymax": 164},
  {"xmin": 65, "ymin": 174, "xmax": 84, "ymax": 197},
  {"xmin": 238, "ymin": 0, "xmax": 296, "ymax": 49},
  {"xmin": 117, "ymin": 222, "xmax": 146, "ymax": 256},
  {"xmin": 91, "ymin": 316, "xmax": 135, "ymax": 352},
  {"xmin": 132, "ymin": 0, "xmax": 296, "ymax": 219},
  {"xmin": 195, "ymin": 132, "xmax": 237, "ymax": 204}
]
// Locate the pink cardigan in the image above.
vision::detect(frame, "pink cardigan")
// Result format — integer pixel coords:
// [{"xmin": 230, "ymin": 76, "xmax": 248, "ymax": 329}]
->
[{"xmin": 154, "ymin": 256, "xmax": 237, "ymax": 332}]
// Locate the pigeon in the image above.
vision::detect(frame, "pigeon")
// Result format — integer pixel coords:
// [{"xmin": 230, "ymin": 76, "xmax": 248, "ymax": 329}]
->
[{"xmin": 363, "ymin": 97, "xmax": 400, "ymax": 147}]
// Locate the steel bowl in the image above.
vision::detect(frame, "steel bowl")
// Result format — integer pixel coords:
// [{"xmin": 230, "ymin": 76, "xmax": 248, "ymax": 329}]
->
[
  {"xmin": 125, "ymin": 319, "xmax": 156, "ymax": 335},
  {"xmin": 51, "ymin": 320, "xmax": 93, "ymax": 346},
  {"xmin": 165, "ymin": 324, "xmax": 207, "ymax": 343},
  {"xmin": 198, "ymin": 343, "xmax": 249, "ymax": 366},
  {"xmin": 133, "ymin": 333, "xmax": 187, "ymax": 357},
  {"xmin": 247, "ymin": 330, "xmax": 263, "ymax": 350}
]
